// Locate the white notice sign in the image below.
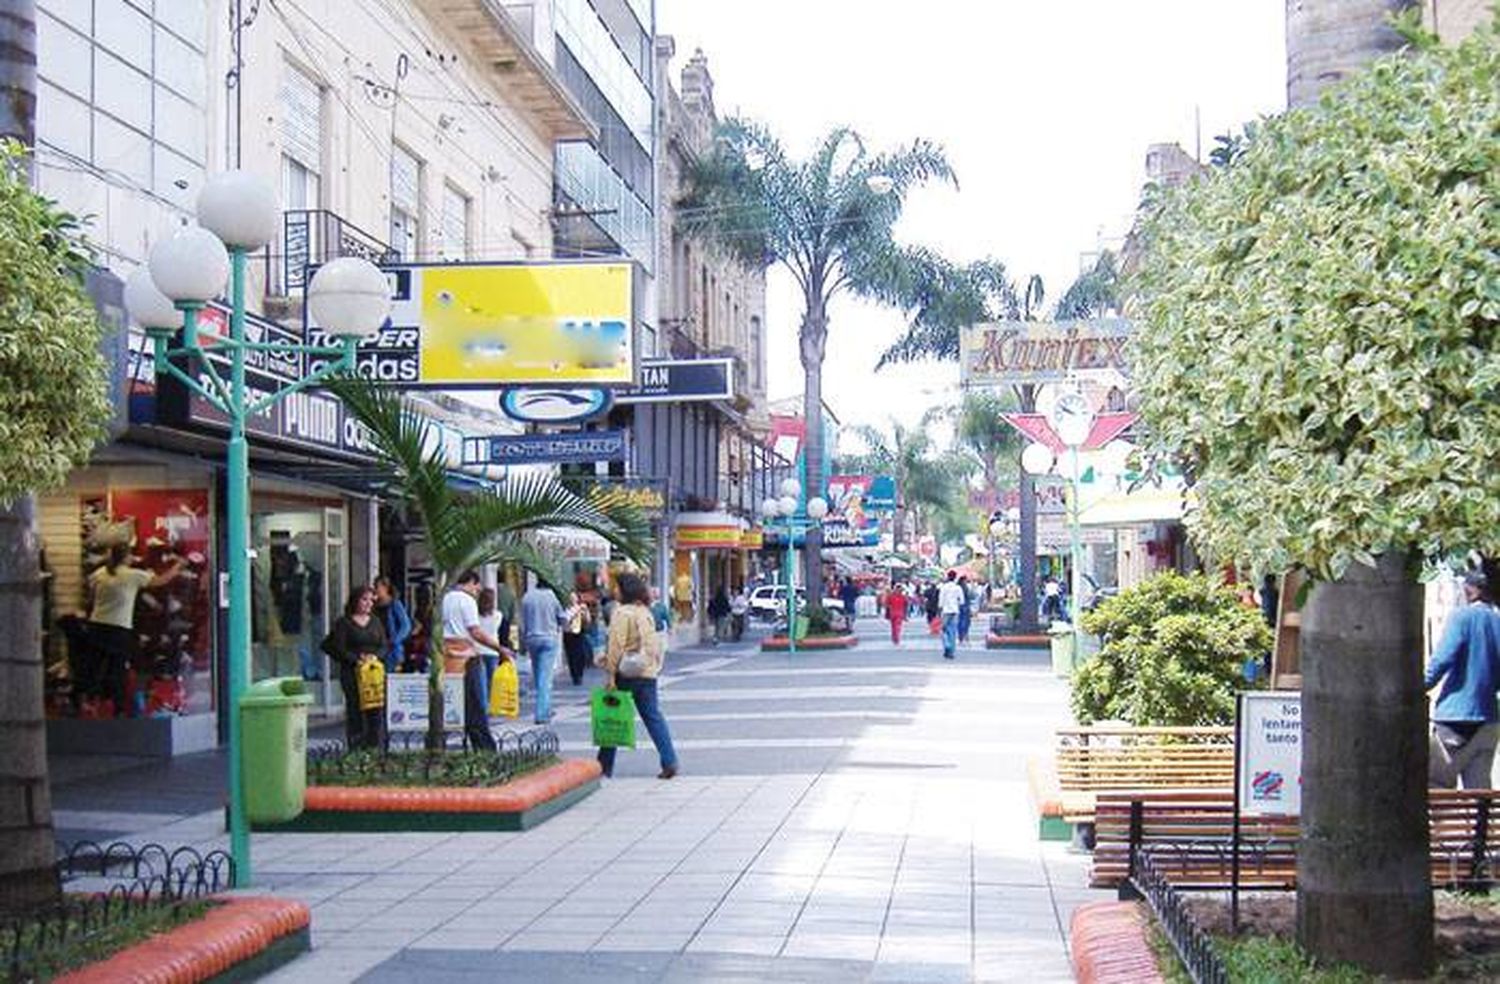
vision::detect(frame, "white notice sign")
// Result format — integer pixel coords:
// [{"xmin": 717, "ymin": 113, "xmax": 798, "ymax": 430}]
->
[
  {"xmin": 1237, "ymin": 691, "xmax": 1302, "ymax": 816},
  {"xmin": 385, "ymin": 673, "xmax": 464, "ymax": 733}
]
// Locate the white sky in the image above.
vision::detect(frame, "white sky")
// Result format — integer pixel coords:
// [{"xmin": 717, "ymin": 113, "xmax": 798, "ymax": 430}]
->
[{"xmin": 654, "ymin": 0, "xmax": 1287, "ymax": 433}]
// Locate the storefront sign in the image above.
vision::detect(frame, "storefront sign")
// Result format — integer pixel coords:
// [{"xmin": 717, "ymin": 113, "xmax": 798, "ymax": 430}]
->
[
  {"xmin": 306, "ymin": 261, "xmax": 637, "ymax": 388},
  {"xmin": 499, "ymin": 387, "xmax": 613, "ymax": 424},
  {"xmin": 462, "ymin": 430, "xmax": 627, "ymax": 466},
  {"xmin": 386, "ymin": 673, "xmax": 464, "ymax": 733},
  {"xmin": 740, "ymin": 528, "xmax": 764, "ymax": 550},
  {"xmin": 615, "ymin": 358, "xmax": 734, "ymax": 404},
  {"xmin": 675, "ymin": 512, "xmax": 743, "ymax": 549},
  {"xmin": 526, "ymin": 527, "xmax": 612, "ymax": 562},
  {"xmin": 157, "ymin": 305, "xmax": 376, "ymax": 461},
  {"xmin": 960, "ymin": 319, "xmax": 1132, "ymax": 386},
  {"xmin": 586, "ymin": 479, "xmax": 667, "ymax": 518},
  {"xmin": 1237, "ymin": 691, "xmax": 1302, "ymax": 816},
  {"xmin": 821, "ymin": 518, "xmax": 881, "ymax": 549}
]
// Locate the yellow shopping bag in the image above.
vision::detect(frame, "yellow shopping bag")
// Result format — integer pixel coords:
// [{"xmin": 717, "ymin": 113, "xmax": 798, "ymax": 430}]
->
[
  {"xmin": 490, "ymin": 659, "xmax": 519, "ymax": 718},
  {"xmin": 356, "ymin": 659, "xmax": 386, "ymax": 711}
]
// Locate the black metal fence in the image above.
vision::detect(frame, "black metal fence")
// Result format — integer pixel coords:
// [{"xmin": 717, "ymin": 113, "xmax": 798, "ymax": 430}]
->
[
  {"xmin": 307, "ymin": 727, "xmax": 560, "ymax": 786},
  {"xmin": 1125, "ymin": 849, "xmax": 1229, "ymax": 984},
  {"xmin": 3, "ymin": 842, "xmax": 234, "ymax": 981}
]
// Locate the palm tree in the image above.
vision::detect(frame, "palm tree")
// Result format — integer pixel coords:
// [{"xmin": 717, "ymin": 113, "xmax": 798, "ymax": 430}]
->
[
  {"xmin": 680, "ymin": 122, "xmax": 993, "ymax": 597},
  {"xmin": 954, "ymin": 391, "xmax": 1024, "ymax": 507},
  {"xmin": 329, "ymin": 378, "xmax": 651, "ymax": 748},
  {"xmin": 1284, "ymin": 1, "xmax": 1428, "ymax": 973}
]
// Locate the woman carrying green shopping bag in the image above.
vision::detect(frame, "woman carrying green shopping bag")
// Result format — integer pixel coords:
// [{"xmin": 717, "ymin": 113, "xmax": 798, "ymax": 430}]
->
[{"xmin": 594, "ymin": 572, "xmax": 679, "ymax": 779}]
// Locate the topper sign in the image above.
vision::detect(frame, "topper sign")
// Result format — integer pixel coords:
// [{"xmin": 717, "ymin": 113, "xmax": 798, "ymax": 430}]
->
[{"xmin": 960, "ymin": 319, "xmax": 1132, "ymax": 386}]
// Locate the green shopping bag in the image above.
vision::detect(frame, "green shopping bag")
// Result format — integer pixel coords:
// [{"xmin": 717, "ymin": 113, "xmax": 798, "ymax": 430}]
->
[{"xmin": 591, "ymin": 687, "xmax": 637, "ymax": 748}]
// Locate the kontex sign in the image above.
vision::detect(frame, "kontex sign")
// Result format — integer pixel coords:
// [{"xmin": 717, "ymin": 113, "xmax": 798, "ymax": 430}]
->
[
  {"xmin": 306, "ymin": 260, "xmax": 638, "ymax": 388},
  {"xmin": 959, "ymin": 319, "xmax": 1131, "ymax": 386}
]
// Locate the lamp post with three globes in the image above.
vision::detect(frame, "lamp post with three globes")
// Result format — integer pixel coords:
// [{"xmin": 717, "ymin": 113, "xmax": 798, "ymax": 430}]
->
[
  {"xmin": 758, "ymin": 478, "xmax": 829, "ymax": 654},
  {"xmin": 124, "ymin": 171, "xmax": 393, "ymax": 886}
]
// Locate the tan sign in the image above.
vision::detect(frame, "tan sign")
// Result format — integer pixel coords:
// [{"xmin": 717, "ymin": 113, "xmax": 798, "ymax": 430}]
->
[{"xmin": 960, "ymin": 319, "xmax": 1131, "ymax": 386}]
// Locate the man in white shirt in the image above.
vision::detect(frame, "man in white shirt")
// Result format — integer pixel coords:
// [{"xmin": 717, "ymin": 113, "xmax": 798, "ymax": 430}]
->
[
  {"xmin": 442, "ymin": 570, "xmax": 507, "ymax": 750},
  {"xmin": 938, "ymin": 570, "xmax": 964, "ymax": 660}
]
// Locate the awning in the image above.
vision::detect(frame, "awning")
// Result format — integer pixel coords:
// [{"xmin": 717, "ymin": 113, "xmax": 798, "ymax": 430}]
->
[
  {"xmin": 674, "ymin": 511, "xmax": 743, "ymax": 550},
  {"xmin": 1078, "ymin": 486, "xmax": 1191, "ymax": 527}
]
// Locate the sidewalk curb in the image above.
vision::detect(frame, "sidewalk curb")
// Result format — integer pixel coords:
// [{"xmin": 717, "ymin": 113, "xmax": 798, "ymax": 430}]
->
[
  {"xmin": 1070, "ymin": 900, "xmax": 1165, "ymax": 984},
  {"xmin": 56, "ymin": 895, "xmax": 309, "ymax": 984}
]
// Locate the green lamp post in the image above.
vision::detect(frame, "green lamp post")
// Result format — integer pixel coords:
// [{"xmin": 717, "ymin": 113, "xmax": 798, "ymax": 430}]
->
[
  {"xmin": 759, "ymin": 478, "xmax": 829, "ymax": 654},
  {"xmin": 124, "ymin": 171, "xmax": 392, "ymax": 886}
]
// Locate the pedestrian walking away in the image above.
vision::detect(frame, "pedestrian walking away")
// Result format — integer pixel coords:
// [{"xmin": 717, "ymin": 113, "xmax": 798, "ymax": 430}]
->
[
  {"xmin": 957, "ymin": 575, "xmax": 974, "ymax": 644},
  {"xmin": 473, "ymin": 587, "xmax": 503, "ymax": 712},
  {"xmin": 885, "ymin": 580, "xmax": 909, "ymax": 645},
  {"xmin": 321, "ymin": 585, "xmax": 388, "ymax": 750},
  {"xmin": 595, "ymin": 572, "xmax": 679, "ymax": 780},
  {"xmin": 441, "ymin": 571, "xmax": 505, "ymax": 751},
  {"xmin": 938, "ymin": 570, "xmax": 964, "ymax": 660},
  {"xmin": 520, "ymin": 578, "xmax": 576, "ymax": 724},
  {"xmin": 1426, "ymin": 570, "xmax": 1500, "ymax": 789},
  {"xmin": 563, "ymin": 591, "xmax": 594, "ymax": 685},
  {"xmin": 707, "ymin": 586, "xmax": 731, "ymax": 645}
]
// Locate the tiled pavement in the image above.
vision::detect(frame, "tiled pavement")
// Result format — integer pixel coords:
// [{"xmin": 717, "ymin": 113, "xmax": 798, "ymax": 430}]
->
[{"xmin": 53, "ymin": 620, "xmax": 1108, "ymax": 982}]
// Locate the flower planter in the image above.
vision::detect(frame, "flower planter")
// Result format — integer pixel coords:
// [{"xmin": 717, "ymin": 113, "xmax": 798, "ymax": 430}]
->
[
  {"xmin": 760, "ymin": 634, "xmax": 858, "ymax": 652},
  {"xmin": 252, "ymin": 758, "xmax": 601, "ymax": 833},
  {"xmin": 985, "ymin": 632, "xmax": 1051, "ymax": 650},
  {"xmin": 56, "ymin": 896, "xmax": 310, "ymax": 984}
]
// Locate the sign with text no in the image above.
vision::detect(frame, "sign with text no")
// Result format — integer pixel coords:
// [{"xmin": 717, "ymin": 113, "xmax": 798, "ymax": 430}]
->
[
  {"xmin": 462, "ymin": 430, "xmax": 627, "ymax": 466},
  {"xmin": 1237, "ymin": 691, "xmax": 1302, "ymax": 817}
]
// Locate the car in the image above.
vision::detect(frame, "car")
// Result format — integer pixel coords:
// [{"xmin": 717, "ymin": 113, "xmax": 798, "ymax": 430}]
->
[{"xmin": 748, "ymin": 585, "xmax": 844, "ymax": 620}]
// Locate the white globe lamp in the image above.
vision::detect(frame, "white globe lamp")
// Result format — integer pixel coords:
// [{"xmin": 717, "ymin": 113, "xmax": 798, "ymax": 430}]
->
[
  {"xmin": 309, "ymin": 257, "xmax": 391, "ymax": 339},
  {"xmin": 1021, "ymin": 442, "xmax": 1055, "ymax": 476},
  {"xmin": 760, "ymin": 497, "xmax": 780, "ymax": 520},
  {"xmin": 197, "ymin": 171, "xmax": 279, "ymax": 250},
  {"xmin": 806, "ymin": 496, "xmax": 829, "ymax": 520},
  {"xmin": 777, "ymin": 495, "xmax": 798, "ymax": 517},
  {"xmin": 149, "ymin": 226, "xmax": 229, "ymax": 303},
  {"xmin": 780, "ymin": 477, "xmax": 802, "ymax": 499},
  {"xmin": 124, "ymin": 266, "xmax": 181, "ymax": 334},
  {"xmin": 989, "ymin": 519, "xmax": 1007, "ymax": 538}
]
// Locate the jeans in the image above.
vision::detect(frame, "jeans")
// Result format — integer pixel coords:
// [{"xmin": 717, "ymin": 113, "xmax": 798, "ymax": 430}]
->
[
  {"xmin": 1430, "ymin": 721, "xmax": 1499, "ymax": 789},
  {"xmin": 527, "ymin": 637, "xmax": 558, "ymax": 723},
  {"xmin": 597, "ymin": 676, "xmax": 678, "ymax": 776},
  {"xmin": 478, "ymin": 653, "xmax": 499, "ymax": 713},
  {"xmin": 941, "ymin": 614, "xmax": 958, "ymax": 657},
  {"xmin": 463, "ymin": 656, "xmax": 495, "ymax": 751}
]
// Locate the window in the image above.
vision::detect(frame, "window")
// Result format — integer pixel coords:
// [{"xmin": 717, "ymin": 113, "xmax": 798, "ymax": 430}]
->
[
  {"xmin": 439, "ymin": 184, "xmax": 470, "ymax": 261},
  {"xmin": 750, "ymin": 316, "xmax": 763, "ymax": 391},
  {"xmin": 390, "ymin": 144, "xmax": 422, "ymax": 261},
  {"xmin": 279, "ymin": 61, "xmax": 322, "ymax": 211}
]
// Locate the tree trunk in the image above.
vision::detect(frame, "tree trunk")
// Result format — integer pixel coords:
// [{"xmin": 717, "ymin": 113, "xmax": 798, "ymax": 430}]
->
[
  {"xmin": 800, "ymin": 312, "xmax": 826, "ymax": 602},
  {"xmin": 0, "ymin": 0, "xmax": 55, "ymax": 915},
  {"xmin": 0, "ymin": 496, "xmax": 59, "ymax": 913},
  {"xmin": 1014, "ymin": 384, "xmax": 1039, "ymax": 632},
  {"xmin": 1296, "ymin": 551, "xmax": 1432, "ymax": 977},
  {"xmin": 1286, "ymin": 0, "xmax": 1415, "ymax": 108}
]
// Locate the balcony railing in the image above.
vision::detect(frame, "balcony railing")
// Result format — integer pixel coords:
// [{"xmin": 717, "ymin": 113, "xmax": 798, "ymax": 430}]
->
[{"xmin": 270, "ymin": 209, "xmax": 400, "ymax": 296}]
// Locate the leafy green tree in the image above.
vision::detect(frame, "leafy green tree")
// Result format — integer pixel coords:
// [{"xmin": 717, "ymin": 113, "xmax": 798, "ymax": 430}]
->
[
  {"xmin": 955, "ymin": 391, "xmax": 1023, "ymax": 505},
  {"xmin": 0, "ymin": 137, "xmax": 112, "ymax": 913},
  {"xmin": 1129, "ymin": 15, "xmax": 1497, "ymax": 975},
  {"xmin": 843, "ymin": 411, "xmax": 956, "ymax": 552},
  {"xmin": 329, "ymin": 378, "xmax": 650, "ymax": 748},
  {"xmin": 1073, "ymin": 572, "xmax": 1270, "ymax": 726},
  {"xmin": 680, "ymin": 122, "xmax": 996, "ymax": 596}
]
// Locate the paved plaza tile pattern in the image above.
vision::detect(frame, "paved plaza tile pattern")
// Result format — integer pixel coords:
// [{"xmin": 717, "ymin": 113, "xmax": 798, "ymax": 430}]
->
[{"xmin": 60, "ymin": 621, "xmax": 1107, "ymax": 982}]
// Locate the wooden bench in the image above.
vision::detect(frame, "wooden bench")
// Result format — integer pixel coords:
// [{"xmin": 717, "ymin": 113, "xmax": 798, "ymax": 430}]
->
[
  {"xmin": 1055, "ymin": 726, "xmax": 1234, "ymax": 825},
  {"xmin": 1091, "ymin": 789, "xmax": 1500, "ymax": 891}
]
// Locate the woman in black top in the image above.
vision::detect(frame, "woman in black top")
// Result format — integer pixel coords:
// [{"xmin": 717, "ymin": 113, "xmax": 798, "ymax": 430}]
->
[{"xmin": 322, "ymin": 585, "xmax": 387, "ymax": 749}]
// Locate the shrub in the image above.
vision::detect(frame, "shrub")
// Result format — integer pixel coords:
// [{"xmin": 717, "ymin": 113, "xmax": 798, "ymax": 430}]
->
[{"xmin": 1072, "ymin": 571, "xmax": 1271, "ymax": 726}]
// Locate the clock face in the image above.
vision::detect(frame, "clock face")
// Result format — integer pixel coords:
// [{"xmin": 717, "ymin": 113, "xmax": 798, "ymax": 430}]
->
[{"xmin": 1053, "ymin": 391, "xmax": 1090, "ymax": 421}]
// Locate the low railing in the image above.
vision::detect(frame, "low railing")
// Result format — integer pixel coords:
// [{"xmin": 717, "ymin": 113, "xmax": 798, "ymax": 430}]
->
[
  {"xmin": 3, "ymin": 843, "xmax": 235, "ymax": 981},
  {"xmin": 1125, "ymin": 849, "xmax": 1229, "ymax": 984}
]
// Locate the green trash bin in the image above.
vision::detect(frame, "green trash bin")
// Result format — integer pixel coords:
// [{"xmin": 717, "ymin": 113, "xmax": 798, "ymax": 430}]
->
[
  {"xmin": 1048, "ymin": 623, "xmax": 1076, "ymax": 678},
  {"xmin": 793, "ymin": 614, "xmax": 811, "ymax": 640},
  {"xmin": 239, "ymin": 677, "xmax": 313, "ymax": 824}
]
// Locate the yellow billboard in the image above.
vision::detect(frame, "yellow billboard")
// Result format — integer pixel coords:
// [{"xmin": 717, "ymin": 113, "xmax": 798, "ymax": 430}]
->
[{"xmin": 318, "ymin": 261, "xmax": 637, "ymax": 387}]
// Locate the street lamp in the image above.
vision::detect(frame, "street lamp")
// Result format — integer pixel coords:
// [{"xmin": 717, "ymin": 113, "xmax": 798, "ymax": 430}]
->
[
  {"xmin": 1022, "ymin": 391, "xmax": 1094, "ymax": 663},
  {"xmin": 126, "ymin": 170, "xmax": 390, "ymax": 887},
  {"xmin": 759, "ymin": 481, "xmax": 828, "ymax": 654}
]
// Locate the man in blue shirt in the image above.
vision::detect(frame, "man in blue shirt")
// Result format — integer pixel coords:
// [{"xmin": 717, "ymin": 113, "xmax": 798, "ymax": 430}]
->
[
  {"xmin": 520, "ymin": 579, "xmax": 576, "ymax": 725},
  {"xmin": 1425, "ymin": 571, "xmax": 1500, "ymax": 789}
]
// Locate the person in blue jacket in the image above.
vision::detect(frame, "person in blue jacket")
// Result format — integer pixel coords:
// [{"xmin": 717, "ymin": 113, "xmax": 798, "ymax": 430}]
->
[
  {"xmin": 373, "ymin": 576, "xmax": 412, "ymax": 672},
  {"xmin": 1425, "ymin": 570, "xmax": 1500, "ymax": 789}
]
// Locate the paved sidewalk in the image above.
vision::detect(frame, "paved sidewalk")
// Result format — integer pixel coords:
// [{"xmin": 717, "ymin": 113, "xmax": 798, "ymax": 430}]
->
[{"xmin": 60, "ymin": 620, "xmax": 1106, "ymax": 982}]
